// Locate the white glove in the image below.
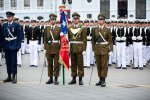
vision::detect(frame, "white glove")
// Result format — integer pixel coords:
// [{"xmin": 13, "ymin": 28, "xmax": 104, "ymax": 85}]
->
[
  {"xmin": 44, "ymin": 50, "xmax": 46, "ymax": 54},
  {"xmin": 109, "ymin": 52, "xmax": 112, "ymax": 56},
  {"xmin": 60, "ymin": 32, "xmax": 64, "ymax": 36},
  {"xmin": 82, "ymin": 51, "xmax": 86, "ymax": 55},
  {"xmin": 92, "ymin": 52, "xmax": 94, "ymax": 56}
]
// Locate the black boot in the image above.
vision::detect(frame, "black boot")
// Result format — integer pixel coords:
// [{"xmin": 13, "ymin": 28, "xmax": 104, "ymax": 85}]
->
[
  {"xmin": 96, "ymin": 77, "xmax": 102, "ymax": 86},
  {"xmin": 79, "ymin": 77, "xmax": 83, "ymax": 85},
  {"xmin": 68, "ymin": 77, "xmax": 76, "ymax": 85},
  {"xmin": 101, "ymin": 77, "xmax": 106, "ymax": 87},
  {"xmin": 12, "ymin": 74, "xmax": 17, "ymax": 83},
  {"xmin": 54, "ymin": 77, "xmax": 59, "ymax": 85},
  {"xmin": 46, "ymin": 76, "xmax": 53, "ymax": 84},
  {"xmin": 3, "ymin": 74, "xmax": 12, "ymax": 83}
]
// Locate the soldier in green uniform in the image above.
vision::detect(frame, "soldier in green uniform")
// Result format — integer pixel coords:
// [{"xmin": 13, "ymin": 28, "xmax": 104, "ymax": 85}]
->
[
  {"xmin": 68, "ymin": 12, "xmax": 87, "ymax": 85},
  {"xmin": 44, "ymin": 13, "xmax": 61, "ymax": 85},
  {"xmin": 92, "ymin": 14, "xmax": 113, "ymax": 87}
]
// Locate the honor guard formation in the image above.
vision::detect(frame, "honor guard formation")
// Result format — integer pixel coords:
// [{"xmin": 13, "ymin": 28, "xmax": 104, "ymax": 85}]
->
[{"xmin": 0, "ymin": 11, "xmax": 150, "ymax": 87}]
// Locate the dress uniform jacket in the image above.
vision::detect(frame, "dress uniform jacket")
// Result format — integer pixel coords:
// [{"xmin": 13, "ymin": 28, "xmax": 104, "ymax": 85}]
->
[
  {"xmin": 146, "ymin": 27, "xmax": 150, "ymax": 46},
  {"xmin": 25, "ymin": 25, "xmax": 30, "ymax": 44},
  {"xmin": 2, "ymin": 22, "xmax": 22, "ymax": 50},
  {"xmin": 44, "ymin": 25, "xmax": 61, "ymax": 55},
  {"xmin": 92, "ymin": 26, "xmax": 113, "ymax": 55},
  {"xmin": 28, "ymin": 26, "xmax": 40, "ymax": 41},
  {"xmin": 68, "ymin": 25, "xmax": 87, "ymax": 53}
]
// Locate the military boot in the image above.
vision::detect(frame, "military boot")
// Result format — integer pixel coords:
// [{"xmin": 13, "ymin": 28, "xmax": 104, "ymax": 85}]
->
[
  {"xmin": 54, "ymin": 77, "xmax": 59, "ymax": 85},
  {"xmin": 68, "ymin": 77, "xmax": 76, "ymax": 85},
  {"xmin": 96, "ymin": 77, "xmax": 102, "ymax": 86},
  {"xmin": 3, "ymin": 74, "xmax": 12, "ymax": 83},
  {"xmin": 12, "ymin": 74, "xmax": 17, "ymax": 83},
  {"xmin": 46, "ymin": 76, "xmax": 53, "ymax": 84},
  {"xmin": 79, "ymin": 77, "xmax": 83, "ymax": 85},
  {"xmin": 101, "ymin": 77, "xmax": 106, "ymax": 87}
]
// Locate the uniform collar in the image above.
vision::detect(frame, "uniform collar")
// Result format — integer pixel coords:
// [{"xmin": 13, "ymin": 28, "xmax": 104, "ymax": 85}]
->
[{"xmin": 51, "ymin": 25, "xmax": 56, "ymax": 29}]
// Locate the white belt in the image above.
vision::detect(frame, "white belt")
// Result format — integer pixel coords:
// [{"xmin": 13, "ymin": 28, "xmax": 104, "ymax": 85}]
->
[
  {"xmin": 48, "ymin": 40, "xmax": 59, "ymax": 43},
  {"xmin": 52, "ymin": 40, "xmax": 59, "ymax": 43},
  {"xmin": 96, "ymin": 42, "xmax": 108, "ymax": 44},
  {"xmin": 70, "ymin": 41, "xmax": 83, "ymax": 44},
  {"xmin": 5, "ymin": 37, "xmax": 17, "ymax": 41}
]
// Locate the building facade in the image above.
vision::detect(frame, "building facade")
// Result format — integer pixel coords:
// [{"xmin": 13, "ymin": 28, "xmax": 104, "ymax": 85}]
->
[{"xmin": 0, "ymin": 0, "xmax": 150, "ymax": 21}]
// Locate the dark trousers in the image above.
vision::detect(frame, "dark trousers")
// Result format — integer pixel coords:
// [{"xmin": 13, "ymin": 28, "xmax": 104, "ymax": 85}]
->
[
  {"xmin": 95, "ymin": 54, "xmax": 108, "ymax": 78},
  {"xmin": 71, "ymin": 53, "xmax": 84, "ymax": 77},
  {"xmin": 47, "ymin": 54, "xmax": 60, "ymax": 77},
  {"xmin": 5, "ymin": 50, "xmax": 17, "ymax": 75}
]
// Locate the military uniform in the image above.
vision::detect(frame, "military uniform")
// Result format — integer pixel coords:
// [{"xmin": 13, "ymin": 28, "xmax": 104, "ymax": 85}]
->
[
  {"xmin": 92, "ymin": 14, "xmax": 113, "ymax": 87},
  {"xmin": 44, "ymin": 13, "xmax": 61, "ymax": 85},
  {"xmin": 132, "ymin": 21, "xmax": 145, "ymax": 70},
  {"xmin": 115, "ymin": 24, "xmax": 127, "ymax": 69},
  {"xmin": 2, "ymin": 11, "xmax": 23, "ymax": 83},
  {"xmin": 68, "ymin": 12, "xmax": 87, "ymax": 85},
  {"xmin": 29, "ymin": 20, "xmax": 40, "ymax": 67},
  {"xmin": 24, "ymin": 22, "xmax": 30, "ymax": 54}
]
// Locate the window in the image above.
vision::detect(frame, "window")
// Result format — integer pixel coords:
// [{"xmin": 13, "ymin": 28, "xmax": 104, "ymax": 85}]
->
[
  {"xmin": 87, "ymin": 14, "xmax": 92, "ymax": 19},
  {"xmin": 0, "ymin": 0, "xmax": 4, "ymax": 8},
  {"xmin": 87, "ymin": 0, "xmax": 92, "ymax": 3},
  {"xmin": 118, "ymin": 0, "xmax": 128, "ymax": 18},
  {"xmin": 100, "ymin": 0, "xmax": 110, "ymax": 19},
  {"xmin": 136, "ymin": 0, "xmax": 146, "ymax": 19},
  {"xmin": 37, "ymin": 0, "xmax": 43, "ymax": 7},
  {"xmin": 24, "ymin": 0, "xmax": 30, "ymax": 7},
  {"xmin": 11, "ymin": 0, "xmax": 17, "ymax": 7}
]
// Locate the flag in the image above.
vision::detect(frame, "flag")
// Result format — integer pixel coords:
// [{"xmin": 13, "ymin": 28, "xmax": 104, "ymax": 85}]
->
[{"xmin": 59, "ymin": 11, "xmax": 70, "ymax": 69}]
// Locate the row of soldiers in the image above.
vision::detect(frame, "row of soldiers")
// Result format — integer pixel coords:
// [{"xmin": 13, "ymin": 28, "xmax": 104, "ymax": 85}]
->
[
  {"xmin": 2, "ymin": 17, "xmax": 149, "ymax": 69},
  {"xmin": 0, "ymin": 11, "xmax": 150, "ymax": 86}
]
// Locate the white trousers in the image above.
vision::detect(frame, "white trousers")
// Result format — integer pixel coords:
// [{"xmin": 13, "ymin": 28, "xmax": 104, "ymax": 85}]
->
[
  {"xmin": 126, "ymin": 46, "xmax": 130, "ymax": 65},
  {"xmin": 112, "ymin": 45, "xmax": 117, "ymax": 63},
  {"xmin": 21, "ymin": 42, "xmax": 25, "ymax": 55},
  {"xmin": 133, "ymin": 42, "xmax": 143, "ymax": 68},
  {"xmin": 84, "ymin": 41, "xmax": 93, "ymax": 67},
  {"xmin": 116, "ymin": 42, "xmax": 126, "ymax": 68},
  {"xmin": 142, "ymin": 45, "xmax": 147, "ymax": 65},
  {"xmin": 17, "ymin": 49, "xmax": 22, "ymax": 65},
  {"xmin": 29, "ymin": 40, "xmax": 38, "ymax": 66}
]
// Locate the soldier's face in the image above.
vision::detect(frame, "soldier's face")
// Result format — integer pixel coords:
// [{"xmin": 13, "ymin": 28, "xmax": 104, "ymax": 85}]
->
[
  {"xmin": 98, "ymin": 20, "xmax": 105, "ymax": 25},
  {"xmin": 50, "ymin": 20, "xmax": 56, "ymax": 25},
  {"xmin": 73, "ymin": 18, "xmax": 79, "ymax": 24},
  {"xmin": 7, "ymin": 16, "xmax": 14, "ymax": 22}
]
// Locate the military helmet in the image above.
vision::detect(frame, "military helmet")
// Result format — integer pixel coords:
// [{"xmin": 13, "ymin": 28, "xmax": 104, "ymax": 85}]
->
[
  {"xmin": 49, "ymin": 13, "xmax": 57, "ymax": 20},
  {"xmin": 72, "ymin": 12, "xmax": 80, "ymax": 19},
  {"xmin": 97, "ymin": 14, "xmax": 106, "ymax": 20}
]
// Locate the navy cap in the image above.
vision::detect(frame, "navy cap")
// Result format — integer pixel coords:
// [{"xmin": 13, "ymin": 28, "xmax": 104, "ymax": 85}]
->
[{"xmin": 6, "ymin": 11, "xmax": 15, "ymax": 17}]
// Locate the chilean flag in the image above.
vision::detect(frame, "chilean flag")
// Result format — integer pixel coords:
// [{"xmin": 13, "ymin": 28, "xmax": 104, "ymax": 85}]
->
[{"xmin": 59, "ymin": 11, "xmax": 70, "ymax": 69}]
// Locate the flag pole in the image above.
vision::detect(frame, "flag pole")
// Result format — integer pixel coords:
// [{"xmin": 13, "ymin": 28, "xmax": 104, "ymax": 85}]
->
[{"xmin": 62, "ymin": 65, "xmax": 65, "ymax": 85}]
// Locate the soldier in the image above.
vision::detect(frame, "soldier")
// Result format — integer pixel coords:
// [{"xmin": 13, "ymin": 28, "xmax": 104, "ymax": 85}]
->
[
  {"xmin": 29, "ymin": 19, "xmax": 40, "ymax": 67},
  {"xmin": 2, "ymin": 11, "xmax": 23, "ymax": 83},
  {"xmin": 132, "ymin": 21, "xmax": 145, "ymax": 70},
  {"xmin": 24, "ymin": 19, "xmax": 30, "ymax": 54},
  {"xmin": 68, "ymin": 12, "xmax": 87, "ymax": 85},
  {"xmin": 92, "ymin": 14, "xmax": 113, "ymax": 87},
  {"xmin": 115, "ymin": 20, "xmax": 127, "ymax": 69},
  {"xmin": 44, "ymin": 13, "xmax": 61, "ymax": 85}
]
